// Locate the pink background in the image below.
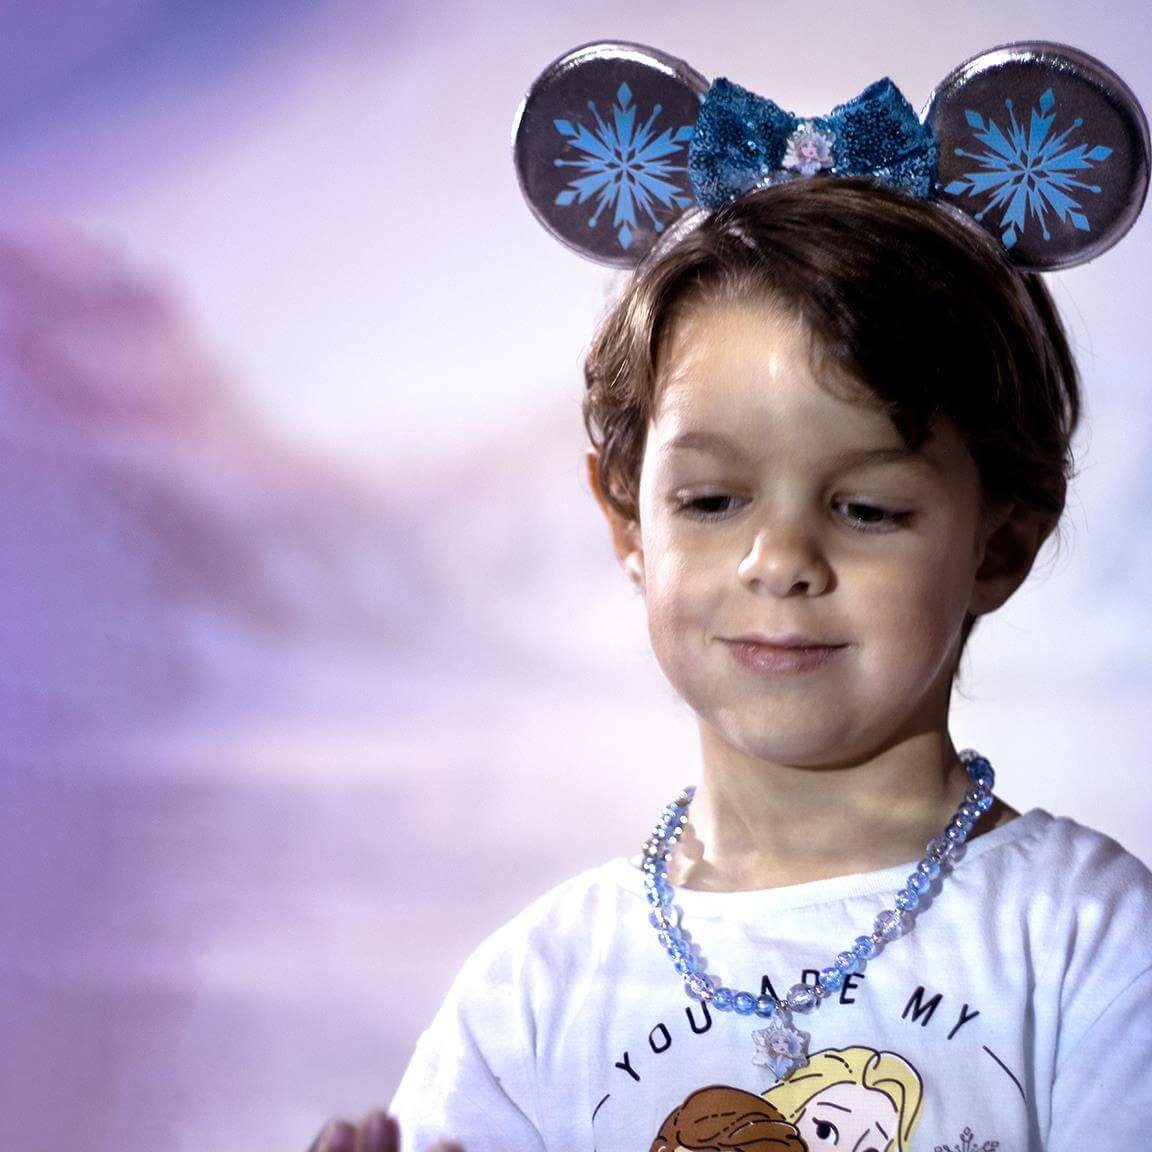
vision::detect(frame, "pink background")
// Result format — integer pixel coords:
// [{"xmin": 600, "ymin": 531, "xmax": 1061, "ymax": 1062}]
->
[{"xmin": 0, "ymin": 2, "xmax": 1149, "ymax": 1149}]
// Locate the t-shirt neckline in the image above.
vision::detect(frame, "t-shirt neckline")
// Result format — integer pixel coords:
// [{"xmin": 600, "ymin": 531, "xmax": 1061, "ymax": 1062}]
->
[{"xmin": 611, "ymin": 807, "xmax": 1052, "ymax": 916}]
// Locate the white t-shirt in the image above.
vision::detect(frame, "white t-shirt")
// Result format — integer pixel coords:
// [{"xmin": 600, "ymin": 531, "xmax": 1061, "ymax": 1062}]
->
[{"xmin": 391, "ymin": 810, "xmax": 1152, "ymax": 1151}]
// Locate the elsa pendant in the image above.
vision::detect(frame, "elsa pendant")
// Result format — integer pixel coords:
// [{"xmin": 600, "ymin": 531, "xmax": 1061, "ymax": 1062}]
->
[{"xmin": 751, "ymin": 1008, "xmax": 810, "ymax": 1082}]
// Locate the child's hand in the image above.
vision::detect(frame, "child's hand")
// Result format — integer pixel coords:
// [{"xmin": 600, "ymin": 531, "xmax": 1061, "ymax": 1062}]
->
[{"xmin": 310, "ymin": 1110, "xmax": 464, "ymax": 1152}]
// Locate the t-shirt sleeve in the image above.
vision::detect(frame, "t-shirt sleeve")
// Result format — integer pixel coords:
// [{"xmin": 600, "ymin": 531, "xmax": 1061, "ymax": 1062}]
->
[
  {"xmin": 389, "ymin": 934, "xmax": 547, "ymax": 1152},
  {"xmin": 1046, "ymin": 962, "xmax": 1152, "ymax": 1149}
]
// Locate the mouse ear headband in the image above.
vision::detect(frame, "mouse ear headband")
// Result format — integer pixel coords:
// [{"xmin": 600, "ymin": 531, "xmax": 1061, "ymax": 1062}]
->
[{"xmin": 513, "ymin": 41, "xmax": 1149, "ymax": 272}]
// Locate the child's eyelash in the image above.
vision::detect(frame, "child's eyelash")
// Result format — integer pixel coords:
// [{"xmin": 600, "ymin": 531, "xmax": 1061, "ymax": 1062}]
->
[
  {"xmin": 673, "ymin": 494, "xmax": 914, "ymax": 530},
  {"xmin": 674, "ymin": 493, "xmax": 747, "ymax": 520},
  {"xmin": 834, "ymin": 501, "xmax": 913, "ymax": 531}
]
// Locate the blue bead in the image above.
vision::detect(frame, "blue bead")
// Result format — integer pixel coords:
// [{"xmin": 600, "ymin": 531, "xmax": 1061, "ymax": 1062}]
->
[
  {"xmin": 895, "ymin": 887, "xmax": 920, "ymax": 911},
  {"xmin": 733, "ymin": 991, "xmax": 756, "ymax": 1015},
  {"xmin": 916, "ymin": 857, "xmax": 940, "ymax": 880},
  {"xmin": 908, "ymin": 871, "xmax": 931, "ymax": 894},
  {"xmin": 852, "ymin": 935, "xmax": 878, "ymax": 961},
  {"xmin": 819, "ymin": 965, "xmax": 844, "ymax": 991},
  {"xmin": 713, "ymin": 987, "xmax": 735, "ymax": 1011},
  {"xmin": 976, "ymin": 793, "xmax": 994, "ymax": 812},
  {"xmin": 754, "ymin": 994, "xmax": 777, "ymax": 1017},
  {"xmin": 673, "ymin": 951, "xmax": 697, "ymax": 975},
  {"xmin": 966, "ymin": 755, "xmax": 991, "ymax": 779},
  {"xmin": 835, "ymin": 950, "xmax": 858, "ymax": 974},
  {"xmin": 945, "ymin": 824, "xmax": 967, "ymax": 844}
]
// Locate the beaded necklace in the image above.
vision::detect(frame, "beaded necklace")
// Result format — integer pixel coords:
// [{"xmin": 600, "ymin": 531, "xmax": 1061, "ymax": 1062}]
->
[{"xmin": 641, "ymin": 749, "xmax": 996, "ymax": 1079}]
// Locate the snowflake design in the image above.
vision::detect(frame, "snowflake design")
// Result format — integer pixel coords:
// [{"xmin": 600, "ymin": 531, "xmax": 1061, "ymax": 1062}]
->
[
  {"xmin": 934, "ymin": 1125, "xmax": 1000, "ymax": 1152},
  {"xmin": 943, "ymin": 88, "xmax": 1113, "ymax": 249},
  {"xmin": 552, "ymin": 83, "xmax": 695, "ymax": 251}
]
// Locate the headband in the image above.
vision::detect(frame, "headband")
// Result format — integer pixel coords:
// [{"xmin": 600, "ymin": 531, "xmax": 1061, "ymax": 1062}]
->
[{"xmin": 513, "ymin": 41, "xmax": 1149, "ymax": 272}]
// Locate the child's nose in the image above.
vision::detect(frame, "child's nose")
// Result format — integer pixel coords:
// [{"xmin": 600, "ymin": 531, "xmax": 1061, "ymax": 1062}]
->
[{"xmin": 736, "ymin": 524, "xmax": 831, "ymax": 597}]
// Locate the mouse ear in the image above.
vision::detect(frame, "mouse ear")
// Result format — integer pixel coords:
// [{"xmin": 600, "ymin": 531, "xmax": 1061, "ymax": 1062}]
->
[
  {"xmin": 513, "ymin": 42, "xmax": 708, "ymax": 267},
  {"xmin": 924, "ymin": 42, "xmax": 1150, "ymax": 271}
]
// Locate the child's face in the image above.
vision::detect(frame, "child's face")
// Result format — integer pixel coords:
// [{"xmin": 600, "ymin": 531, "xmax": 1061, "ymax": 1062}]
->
[{"xmin": 612, "ymin": 298, "xmax": 1009, "ymax": 768}]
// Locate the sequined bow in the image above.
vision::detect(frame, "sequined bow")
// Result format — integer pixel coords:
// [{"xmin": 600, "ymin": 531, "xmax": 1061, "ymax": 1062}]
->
[{"xmin": 688, "ymin": 77, "xmax": 938, "ymax": 209}]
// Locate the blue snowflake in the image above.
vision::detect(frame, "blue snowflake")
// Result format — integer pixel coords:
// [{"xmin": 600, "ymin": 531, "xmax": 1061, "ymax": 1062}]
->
[
  {"xmin": 553, "ymin": 83, "xmax": 695, "ymax": 252},
  {"xmin": 943, "ymin": 88, "xmax": 1113, "ymax": 249}
]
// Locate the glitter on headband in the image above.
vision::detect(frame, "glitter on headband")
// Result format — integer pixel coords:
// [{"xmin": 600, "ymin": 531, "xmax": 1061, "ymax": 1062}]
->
[{"xmin": 689, "ymin": 77, "xmax": 938, "ymax": 209}]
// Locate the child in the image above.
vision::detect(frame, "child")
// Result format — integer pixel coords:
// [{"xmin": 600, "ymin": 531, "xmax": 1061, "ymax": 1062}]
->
[{"xmin": 314, "ymin": 55, "xmax": 1152, "ymax": 1151}]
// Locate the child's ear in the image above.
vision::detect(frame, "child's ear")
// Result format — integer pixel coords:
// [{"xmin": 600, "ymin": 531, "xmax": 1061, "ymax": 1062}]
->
[
  {"xmin": 969, "ymin": 504, "xmax": 1051, "ymax": 617},
  {"xmin": 586, "ymin": 450, "xmax": 645, "ymax": 590}
]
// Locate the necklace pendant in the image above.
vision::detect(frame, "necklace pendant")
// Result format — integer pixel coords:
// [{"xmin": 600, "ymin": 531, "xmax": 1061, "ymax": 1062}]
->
[{"xmin": 751, "ymin": 1006, "xmax": 810, "ymax": 1083}]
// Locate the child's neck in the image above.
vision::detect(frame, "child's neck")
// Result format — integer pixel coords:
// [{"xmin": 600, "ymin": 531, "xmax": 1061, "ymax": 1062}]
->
[{"xmin": 670, "ymin": 729, "xmax": 1016, "ymax": 891}]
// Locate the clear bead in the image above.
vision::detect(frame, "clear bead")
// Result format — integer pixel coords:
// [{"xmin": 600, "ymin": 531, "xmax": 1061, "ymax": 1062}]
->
[
  {"xmin": 787, "ymin": 984, "xmax": 819, "ymax": 1012},
  {"xmin": 835, "ymin": 950, "xmax": 857, "ymax": 974},
  {"xmin": 875, "ymin": 909, "xmax": 909, "ymax": 941},
  {"xmin": 685, "ymin": 973, "xmax": 716, "ymax": 1001},
  {"xmin": 959, "ymin": 803, "xmax": 980, "ymax": 821},
  {"xmin": 926, "ymin": 836, "xmax": 953, "ymax": 861}
]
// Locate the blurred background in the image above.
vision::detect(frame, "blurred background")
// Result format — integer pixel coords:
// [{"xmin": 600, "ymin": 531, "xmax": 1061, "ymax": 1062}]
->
[{"xmin": 0, "ymin": 2, "xmax": 1148, "ymax": 1149}]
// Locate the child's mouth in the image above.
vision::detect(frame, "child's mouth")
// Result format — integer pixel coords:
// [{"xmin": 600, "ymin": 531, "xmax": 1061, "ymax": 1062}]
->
[{"xmin": 724, "ymin": 635, "xmax": 848, "ymax": 674}]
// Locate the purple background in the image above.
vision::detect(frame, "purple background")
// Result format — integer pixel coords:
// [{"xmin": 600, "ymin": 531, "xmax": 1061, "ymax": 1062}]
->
[{"xmin": 0, "ymin": 3, "xmax": 1149, "ymax": 1149}]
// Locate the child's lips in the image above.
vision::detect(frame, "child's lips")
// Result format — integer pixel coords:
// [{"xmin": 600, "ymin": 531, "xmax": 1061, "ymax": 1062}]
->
[{"xmin": 723, "ymin": 634, "xmax": 848, "ymax": 674}]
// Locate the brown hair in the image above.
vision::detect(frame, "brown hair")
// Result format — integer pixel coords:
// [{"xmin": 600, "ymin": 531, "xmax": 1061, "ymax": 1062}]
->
[
  {"xmin": 584, "ymin": 179, "xmax": 1079, "ymax": 529},
  {"xmin": 650, "ymin": 1085, "xmax": 805, "ymax": 1152}
]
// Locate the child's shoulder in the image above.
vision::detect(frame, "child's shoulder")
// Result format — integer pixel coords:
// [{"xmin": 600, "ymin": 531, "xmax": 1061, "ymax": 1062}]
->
[
  {"xmin": 433, "ymin": 859, "xmax": 640, "ymax": 1026},
  {"xmin": 468, "ymin": 858, "xmax": 639, "ymax": 964},
  {"xmin": 986, "ymin": 809, "xmax": 1152, "ymax": 972},
  {"xmin": 1002, "ymin": 808, "xmax": 1152, "ymax": 889}
]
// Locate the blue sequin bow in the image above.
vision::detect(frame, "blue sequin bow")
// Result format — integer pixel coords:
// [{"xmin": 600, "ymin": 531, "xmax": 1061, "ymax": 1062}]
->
[{"xmin": 688, "ymin": 77, "xmax": 937, "ymax": 209}]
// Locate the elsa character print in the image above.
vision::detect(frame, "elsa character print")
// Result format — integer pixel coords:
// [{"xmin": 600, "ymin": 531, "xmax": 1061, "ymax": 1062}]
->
[
  {"xmin": 752, "ymin": 1019, "xmax": 809, "ymax": 1081},
  {"xmin": 782, "ymin": 120, "xmax": 834, "ymax": 176}
]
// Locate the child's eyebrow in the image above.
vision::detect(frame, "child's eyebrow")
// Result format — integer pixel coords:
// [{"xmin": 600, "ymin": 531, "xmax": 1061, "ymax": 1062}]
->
[
  {"xmin": 660, "ymin": 430, "xmax": 745, "ymax": 456},
  {"xmin": 660, "ymin": 433, "xmax": 937, "ymax": 471}
]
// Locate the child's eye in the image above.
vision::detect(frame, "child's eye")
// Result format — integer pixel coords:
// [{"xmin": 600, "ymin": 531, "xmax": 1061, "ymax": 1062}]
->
[
  {"xmin": 834, "ymin": 500, "xmax": 912, "ymax": 532},
  {"xmin": 675, "ymin": 493, "xmax": 749, "ymax": 521}
]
